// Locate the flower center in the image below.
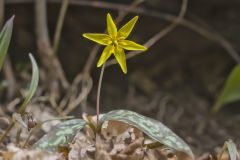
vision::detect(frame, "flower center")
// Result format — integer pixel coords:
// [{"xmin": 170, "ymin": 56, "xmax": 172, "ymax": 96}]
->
[{"xmin": 112, "ymin": 39, "xmax": 118, "ymax": 46}]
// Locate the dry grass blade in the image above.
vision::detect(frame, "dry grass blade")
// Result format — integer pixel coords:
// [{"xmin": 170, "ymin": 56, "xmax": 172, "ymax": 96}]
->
[
  {"xmin": 0, "ymin": 54, "xmax": 39, "ymax": 143},
  {"xmin": 60, "ymin": 0, "xmax": 144, "ymax": 116},
  {"xmin": 18, "ymin": 54, "xmax": 39, "ymax": 114}
]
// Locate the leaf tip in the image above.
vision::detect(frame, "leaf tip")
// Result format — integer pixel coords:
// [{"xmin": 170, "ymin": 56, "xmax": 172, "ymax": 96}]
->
[
  {"xmin": 6, "ymin": 15, "xmax": 15, "ymax": 27},
  {"xmin": 11, "ymin": 15, "xmax": 15, "ymax": 20},
  {"xmin": 28, "ymin": 53, "xmax": 34, "ymax": 61}
]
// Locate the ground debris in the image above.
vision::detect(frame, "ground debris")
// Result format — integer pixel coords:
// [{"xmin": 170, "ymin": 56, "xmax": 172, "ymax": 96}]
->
[
  {"xmin": 0, "ymin": 143, "xmax": 62, "ymax": 160},
  {"xmin": 68, "ymin": 120, "xmax": 174, "ymax": 160}
]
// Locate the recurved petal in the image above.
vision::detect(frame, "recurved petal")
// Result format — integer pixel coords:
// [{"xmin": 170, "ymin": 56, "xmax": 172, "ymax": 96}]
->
[
  {"xmin": 107, "ymin": 13, "xmax": 117, "ymax": 37},
  {"xmin": 118, "ymin": 40, "xmax": 147, "ymax": 51},
  {"xmin": 118, "ymin": 16, "xmax": 138, "ymax": 39},
  {"xmin": 114, "ymin": 47, "xmax": 127, "ymax": 74},
  {"xmin": 83, "ymin": 33, "xmax": 111, "ymax": 45},
  {"xmin": 97, "ymin": 45, "xmax": 113, "ymax": 67}
]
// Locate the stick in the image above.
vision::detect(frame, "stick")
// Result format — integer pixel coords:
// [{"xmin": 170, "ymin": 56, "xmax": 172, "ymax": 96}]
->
[
  {"xmin": 35, "ymin": 0, "xmax": 69, "ymax": 89},
  {"xmin": 53, "ymin": 0, "xmax": 69, "ymax": 55},
  {"xmin": 106, "ymin": 0, "xmax": 188, "ymax": 67},
  {"xmin": 61, "ymin": 0, "xmax": 143, "ymax": 115}
]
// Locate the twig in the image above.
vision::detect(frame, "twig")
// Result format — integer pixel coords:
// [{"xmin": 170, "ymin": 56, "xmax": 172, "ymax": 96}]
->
[
  {"xmin": 60, "ymin": 0, "xmax": 143, "ymax": 116},
  {"xmin": 0, "ymin": 97, "xmax": 21, "ymax": 143},
  {"xmin": 35, "ymin": 0, "xmax": 69, "ymax": 89},
  {"xmin": 106, "ymin": 0, "xmax": 188, "ymax": 67},
  {"xmin": 82, "ymin": 0, "xmax": 144, "ymax": 75},
  {"xmin": 36, "ymin": 0, "xmax": 239, "ymax": 64},
  {"xmin": 4, "ymin": 0, "xmax": 240, "ymax": 64},
  {"xmin": 53, "ymin": 0, "xmax": 69, "ymax": 55},
  {"xmin": 62, "ymin": 75, "xmax": 92, "ymax": 115},
  {"xmin": 0, "ymin": 122, "xmax": 14, "ymax": 143},
  {"xmin": 35, "ymin": 0, "xmax": 52, "ymax": 57},
  {"xmin": 3, "ymin": 56, "xmax": 17, "ymax": 99}
]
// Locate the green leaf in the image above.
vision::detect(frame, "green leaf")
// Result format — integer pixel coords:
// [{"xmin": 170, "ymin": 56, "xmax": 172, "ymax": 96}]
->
[
  {"xmin": 33, "ymin": 119, "xmax": 86, "ymax": 151},
  {"xmin": 18, "ymin": 53, "xmax": 39, "ymax": 113},
  {"xmin": 226, "ymin": 140, "xmax": 240, "ymax": 160},
  {"xmin": 0, "ymin": 16, "xmax": 14, "ymax": 71},
  {"xmin": 99, "ymin": 110, "xmax": 194, "ymax": 159},
  {"xmin": 212, "ymin": 65, "xmax": 240, "ymax": 113}
]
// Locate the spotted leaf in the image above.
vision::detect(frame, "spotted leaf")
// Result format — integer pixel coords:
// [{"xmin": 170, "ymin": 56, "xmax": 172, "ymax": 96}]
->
[
  {"xmin": 33, "ymin": 119, "xmax": 86, "ymax": 152},
  {"xmin": 99, "ymin": 109, "xmax": 194, "ymax": 159}
]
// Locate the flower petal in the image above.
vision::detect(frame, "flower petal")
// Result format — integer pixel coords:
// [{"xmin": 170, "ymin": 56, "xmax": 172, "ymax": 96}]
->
[
  {"xmin": 107, "ymin": 13, "xmax": 117, "ymax": 37},
  {"xmin": 118, "ymin": 16, "xmax": 138, "ymax": 39},
  {"xmin": 114, "ymin": 47, "xmax": 127, "ymax": 74},
  {"xmin": 83, "ymin": 33, "xmax": 111, "ymax": 45},
  {"xmin": 97, "ymin": 45, "xmax": 113, "ymax": 67},
  {"xmin": 118, "ymin": 40, "xmax": 147, "ymax": 51}
]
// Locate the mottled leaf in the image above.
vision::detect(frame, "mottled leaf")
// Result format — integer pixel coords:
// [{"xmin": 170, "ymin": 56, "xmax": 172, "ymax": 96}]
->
[
  {"xmin": 18, "ymin": 54, "xmax": 39, "ymax": 114},
  {"xmin": 226, "ymin": 140, "xmax": 240, "ymax": 160},
  {"xmin": 0, "ymin": 16, "xmax": 14, "ymax": 71},
  {"xmin": 212, "ymin": 65, "xmax": 240, "ymax": 113},
  {"xmin": 33, "ymin": 119, "xmax": 86, "ymax": 152},
  {"xmin": 100, "ymin": 110, "xmax": 194, "ymax": 159}
]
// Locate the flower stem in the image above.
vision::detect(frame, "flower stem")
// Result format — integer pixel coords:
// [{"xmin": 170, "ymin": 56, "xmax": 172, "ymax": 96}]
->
[{"xmin": 96, "ymin": 63, "xmax": 105, "ymax": 124}]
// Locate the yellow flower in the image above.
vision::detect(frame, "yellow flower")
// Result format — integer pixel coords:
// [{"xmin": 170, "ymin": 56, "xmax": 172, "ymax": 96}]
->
[{"xmin": 83, "ymin": 13, "xmax": 147, "ymax": 74}]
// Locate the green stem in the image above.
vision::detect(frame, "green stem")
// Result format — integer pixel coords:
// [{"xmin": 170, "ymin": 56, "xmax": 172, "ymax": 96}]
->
[
  {"xmin": 95, "ymin": 62, "xmax": 106, "ymax": 160},
  {"xmin": 96, "ymin": 63, "xmax": 105, "ymax": 124}
]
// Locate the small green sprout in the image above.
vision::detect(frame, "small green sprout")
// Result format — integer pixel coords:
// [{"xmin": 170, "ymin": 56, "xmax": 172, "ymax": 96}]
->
[
  {"xmin": 211, "ymin": 65, "xmax": 240, "ymax": 113},
  {"xmin": 83, "ymin": 13, "xmax": 147, "ymax": 74}
]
